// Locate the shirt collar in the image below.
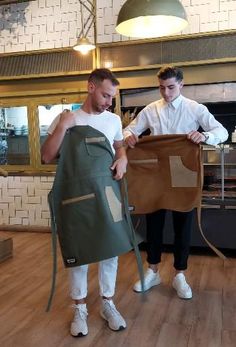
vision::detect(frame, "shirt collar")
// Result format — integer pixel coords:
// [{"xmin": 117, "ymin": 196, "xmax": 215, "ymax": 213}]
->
[{"xmin": 169, "ymin": 94, "xmax": 183, "ymax": 110}]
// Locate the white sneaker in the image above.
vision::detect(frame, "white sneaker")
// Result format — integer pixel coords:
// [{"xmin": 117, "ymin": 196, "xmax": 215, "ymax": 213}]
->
[
  {"xmin": 100, "ymin": 299, "xmax": 126, "ymax": 331},
  {"xmin": 70, "ymin": 303, "xmax": 88, "ymax": 337},
  {"xmin": 172, "ymin": 273, "xmax": 192, "ymax": 299},
  {"xmin": 133, "ymin": 268, "xmax": 161, "ymax": 292}
]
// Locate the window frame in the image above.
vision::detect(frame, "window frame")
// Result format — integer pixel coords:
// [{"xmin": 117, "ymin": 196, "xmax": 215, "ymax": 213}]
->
[{"xmin": 0, "ymin": 92, "xmax": 87, "ymax": 174}]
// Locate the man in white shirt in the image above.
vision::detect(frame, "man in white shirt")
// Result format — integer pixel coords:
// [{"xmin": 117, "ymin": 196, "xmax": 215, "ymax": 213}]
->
[
  {"xmin": 124, "ymin": 65, "xmax": 228, "ymax": 300},
  {"xmin": 41, "ymin": 68, "xmax": 127, "ymax": 337}
]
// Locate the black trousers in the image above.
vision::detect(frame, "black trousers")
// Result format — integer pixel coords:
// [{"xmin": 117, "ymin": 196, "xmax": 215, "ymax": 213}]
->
[{"xmin": 146, "ymin": 209, "xmax": 194, "ymax": 271}]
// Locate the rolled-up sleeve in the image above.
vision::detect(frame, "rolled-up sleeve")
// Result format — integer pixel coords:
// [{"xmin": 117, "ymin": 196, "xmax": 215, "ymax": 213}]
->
[
  {"xmin": 47, "ymin": 114, "xmax": 60, "ymax": 135},
  {"xmin": 123, "ymin": 109, "xmax": 149, "ymax": 139},
  {"xmin": 198, "ymin": 105, "xmax": 228, "ymax": 146}
]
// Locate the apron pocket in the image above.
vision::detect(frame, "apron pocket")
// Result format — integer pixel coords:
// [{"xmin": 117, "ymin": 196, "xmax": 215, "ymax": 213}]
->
[
  {"xmin": 85, "ymin": 137, "xmax": 107, "ymax": 157},
  {"xmin": 169, "ymin": 156, "xmax": 197, "ymax": 187},
  {"xmin": 105, "ymin": 186, "xmax": 122, "ymax": 222}
]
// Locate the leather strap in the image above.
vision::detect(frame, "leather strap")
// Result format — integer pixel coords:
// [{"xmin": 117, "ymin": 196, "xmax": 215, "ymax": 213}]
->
[
  {"xmin": 121, "ymin": 178, "xmax": 145, "ymax": 293},
  {"xmin": 196, "ymin": 206, "xmax": 226, "ymax": 260},
  {"xmin": 197, "ymin": 147, "xmax": 226, "ymax": 260}
]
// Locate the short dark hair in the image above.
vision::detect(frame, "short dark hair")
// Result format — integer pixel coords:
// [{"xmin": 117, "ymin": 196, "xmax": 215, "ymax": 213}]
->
[
  {"xmin": 88, "ymin": 68, "xmax": 120, "ymax": 86},
  {"xmin": 157, "ymin": 66, "xmax": 183, "ymax": 82}
]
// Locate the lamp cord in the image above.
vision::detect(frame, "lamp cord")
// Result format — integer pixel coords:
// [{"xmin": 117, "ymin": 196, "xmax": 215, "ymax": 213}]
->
[{"xmin": 80, "ymin": 1, "xmax": 85, "ymax": 37}]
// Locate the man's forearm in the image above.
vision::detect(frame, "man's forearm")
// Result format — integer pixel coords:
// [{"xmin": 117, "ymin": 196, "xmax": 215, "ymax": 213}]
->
[
  {"xmin": 41, "ymin": 123, "xmax": 67, "ymax": 163},
  {"xmin": 114, "ymin": 145, "xmax": 127, "ymax": 162}
]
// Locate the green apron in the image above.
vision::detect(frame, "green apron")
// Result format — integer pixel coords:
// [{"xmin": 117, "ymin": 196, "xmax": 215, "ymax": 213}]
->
[{"xmin": 46, "ymin": 125, "xmax": 144, "ymax": 310}]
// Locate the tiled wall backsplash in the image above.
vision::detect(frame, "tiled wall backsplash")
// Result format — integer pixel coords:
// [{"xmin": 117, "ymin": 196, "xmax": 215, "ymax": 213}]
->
[
  {"xmin": 0, "ymin": 176, "xmax": 53, "ymax": 227},
  {"xmin": 0, "ymin": 0, "xmax": 236, "ymax": 53}
]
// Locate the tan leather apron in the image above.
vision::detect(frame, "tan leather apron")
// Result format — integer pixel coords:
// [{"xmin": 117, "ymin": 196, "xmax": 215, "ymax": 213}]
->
[{"xmin": 126, "ymin": 134, "xmax": 226, "ymax": 260}]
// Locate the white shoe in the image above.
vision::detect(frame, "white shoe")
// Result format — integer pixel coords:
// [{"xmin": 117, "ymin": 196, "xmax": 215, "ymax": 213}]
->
[
  {"xmin": 133, "ymin": 268, "xmax": 161, "ymax": 292},
  {"xmin": 172, "ymin": 273, "xmax": 192, "ymax": 299},
  {"xmin": 100, "ymin": 299, "xmax": 126, "ymax": 331},
  {"xmin": 70, "ymin": 303, "xmax": 88, "ymax": 337}
]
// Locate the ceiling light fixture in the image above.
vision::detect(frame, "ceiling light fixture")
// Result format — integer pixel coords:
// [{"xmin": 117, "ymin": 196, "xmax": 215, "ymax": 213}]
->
[
  {"xmin": 73, "ymin": 0, "xmax": 96, "ymax": 54},
  {"xmin": 116, "ymin": 0, "xmax": 188, "ymax": 39},
  {"xmin": 73, "ymin": 37, "xmax": 96, "ymax": 55}
]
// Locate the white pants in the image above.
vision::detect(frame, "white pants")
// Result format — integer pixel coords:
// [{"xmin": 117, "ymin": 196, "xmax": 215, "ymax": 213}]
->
[{"xmin": 69, "ymin": 256, "xmax": 118, "ymax": 300}]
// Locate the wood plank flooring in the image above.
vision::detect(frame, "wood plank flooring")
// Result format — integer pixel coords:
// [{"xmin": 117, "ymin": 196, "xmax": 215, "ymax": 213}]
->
[{"xmin": 0, "ymin": 231, "xmax": 235, "ymax": 347}]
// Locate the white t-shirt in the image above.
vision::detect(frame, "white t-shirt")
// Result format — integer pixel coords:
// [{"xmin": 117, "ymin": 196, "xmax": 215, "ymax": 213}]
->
[{"xmin": 48, "ymin": 108, "xmax": 123, "ymax": 153}]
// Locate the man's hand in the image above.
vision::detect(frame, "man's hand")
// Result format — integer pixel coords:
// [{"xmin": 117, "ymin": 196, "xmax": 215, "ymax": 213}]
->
[
  {"xmin": 59, "ymin": 109, "xmax": 77, "ymax": 130},
  {"xmin": 41, "ymin": 110, "xmax": 76, "ymax": 164},
  {"xmin": 112, "ymin": 141, "xmax": 128, "ymax": 180},
  {"xmin": 110, "ymin": 156, "xmax": 127, "ymax": 180},
  {"xmin": 187, "ymin": 130, "xmax": 206, "ymax": 144},
  {"xmin": 124, "ymin": 134, "xmax": 138, "ymax": 148}
]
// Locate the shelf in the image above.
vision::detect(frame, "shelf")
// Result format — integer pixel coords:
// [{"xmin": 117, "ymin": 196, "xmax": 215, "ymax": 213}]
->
[
  {"xmin": 202, "ymin": 198, "xmax": 236, "ymax": 208},
  {"xmin": 202, "ymin": 144, "xmax": 236, "ymax": 150},
  {"xmin": 202, "ymin": 143, "xmax": 236, "ymax": 207},
  {"xmin": 203, "ymin": 163, "xmax": 236, "ymax": 166}
]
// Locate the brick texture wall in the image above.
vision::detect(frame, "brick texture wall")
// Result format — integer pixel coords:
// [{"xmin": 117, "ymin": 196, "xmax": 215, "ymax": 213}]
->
[
  {"xmin": 0, "ymin": 176, "xmax": 53, "ymax": 227},
  {"xmin": 0, "ymin": 0, "xmax": 236, "ymax": 53}
]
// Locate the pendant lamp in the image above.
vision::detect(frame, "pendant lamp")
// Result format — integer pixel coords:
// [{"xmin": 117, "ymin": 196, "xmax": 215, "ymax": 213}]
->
[
  {"xmin": 73, "ymin": 0, "xmax": 96, "ymax": 54},
  {"xmin": 116, "ymin": 0, "xmax": 188, "ymax": 38},
  {"xmin": 73, "ymin": 37, "xmax": 96, "ymax": 55}
]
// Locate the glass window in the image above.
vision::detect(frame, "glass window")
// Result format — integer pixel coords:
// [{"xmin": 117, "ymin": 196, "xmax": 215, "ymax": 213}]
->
[
  {"xmin": 0, "ymin": 106, "xmax": 29, "ymax": 165},
  {"xmin": 38, "ymin": 103, "xmax": 82, "ymax": 164}
]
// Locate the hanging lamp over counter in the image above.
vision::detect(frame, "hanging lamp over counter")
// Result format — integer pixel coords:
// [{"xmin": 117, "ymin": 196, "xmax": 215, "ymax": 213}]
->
[
  {"xmin": 73, "ymin": 0, "xmax": 96, "ymax": 54},
  {"xmin": 73, "ymin": 37, "xmax": 96, "ymax": 55},
  {"xmin": 115, "ymin": 0, "xmax": 188, "ymax": 39}
]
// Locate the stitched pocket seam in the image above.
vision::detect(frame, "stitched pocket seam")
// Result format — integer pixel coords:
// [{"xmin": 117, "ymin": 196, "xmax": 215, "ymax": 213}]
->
[{"xmin": 62, "ymin": 193, "xmax": 95, "ymax": 205}]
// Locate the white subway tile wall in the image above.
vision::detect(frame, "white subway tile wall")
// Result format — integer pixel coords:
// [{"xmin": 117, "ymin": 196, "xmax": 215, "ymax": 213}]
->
[
  {"xmin": 0, "ymin": 0, "xmax": 236, "ymax": 228},
  {"xmin": 0, "ymin": 176, "xmax": 53, "ymax": 227},
  {"xmin": 0, "ymin": 0, "xmax": 235, "ymax": 53}
]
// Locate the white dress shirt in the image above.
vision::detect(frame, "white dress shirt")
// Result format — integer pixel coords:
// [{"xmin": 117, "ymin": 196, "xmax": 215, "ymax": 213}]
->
[{"xmin": 123, "ymin": 94, "xmax": 228, "ymax": 146}]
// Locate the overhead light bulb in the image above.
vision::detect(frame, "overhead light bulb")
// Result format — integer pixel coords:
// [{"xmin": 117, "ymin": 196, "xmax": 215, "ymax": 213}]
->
[
  {"xmin": 73, "ymin": 37, "xmax": 96, "ymax": 55},
  {"xmin": 116, "ymin": 0, "xmax": 188, "ymax": 38}
]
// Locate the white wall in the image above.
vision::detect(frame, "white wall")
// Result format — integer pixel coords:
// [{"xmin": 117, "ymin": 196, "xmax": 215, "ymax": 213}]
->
[{"xmin": 0, "ymin": 0, "xmax": 236, "ymax": 53}]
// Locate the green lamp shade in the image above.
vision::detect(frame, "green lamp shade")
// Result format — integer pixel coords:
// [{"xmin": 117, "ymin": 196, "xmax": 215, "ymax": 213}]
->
[{"xmin": 116, "ymin": 0, "xmax": 188, "ymax": 38}]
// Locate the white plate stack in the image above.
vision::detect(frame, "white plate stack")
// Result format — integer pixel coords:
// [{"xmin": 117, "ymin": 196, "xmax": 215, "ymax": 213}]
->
[
  {"xmin": 14, "ymin": 126, "xmax": 22, "ymax": 136},
  {"xmin": 21, "ymin": 125, "xmax": 28, "ymax": 136}
]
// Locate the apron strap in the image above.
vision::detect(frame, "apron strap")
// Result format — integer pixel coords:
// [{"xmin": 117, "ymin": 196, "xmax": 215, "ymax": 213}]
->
[
  {"xmin": 121, "ymin": 177, "xmax": 145, "ymax": 293},
  {"xmin": 46, "ymin": 191, "xmax": 58, "ymax": 312},
  {"xmin": 196, "ymin": 206, "xmax": 226, "ymax": 260},
  {"xmin": 197, "ymin": 147, "xmax": 226, "ymax": 260}
]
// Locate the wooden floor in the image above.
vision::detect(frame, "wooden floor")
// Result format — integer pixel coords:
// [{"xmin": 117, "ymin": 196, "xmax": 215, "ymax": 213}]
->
[{"xmin": 0, "ymin": 231, "xmax": 236, "ymax": 347}]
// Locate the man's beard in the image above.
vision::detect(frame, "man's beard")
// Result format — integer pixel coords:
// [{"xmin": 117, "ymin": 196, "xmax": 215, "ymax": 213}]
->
[{"xmin": 94, "ymin": 104, "xmax": 107, "ymax": 113}]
